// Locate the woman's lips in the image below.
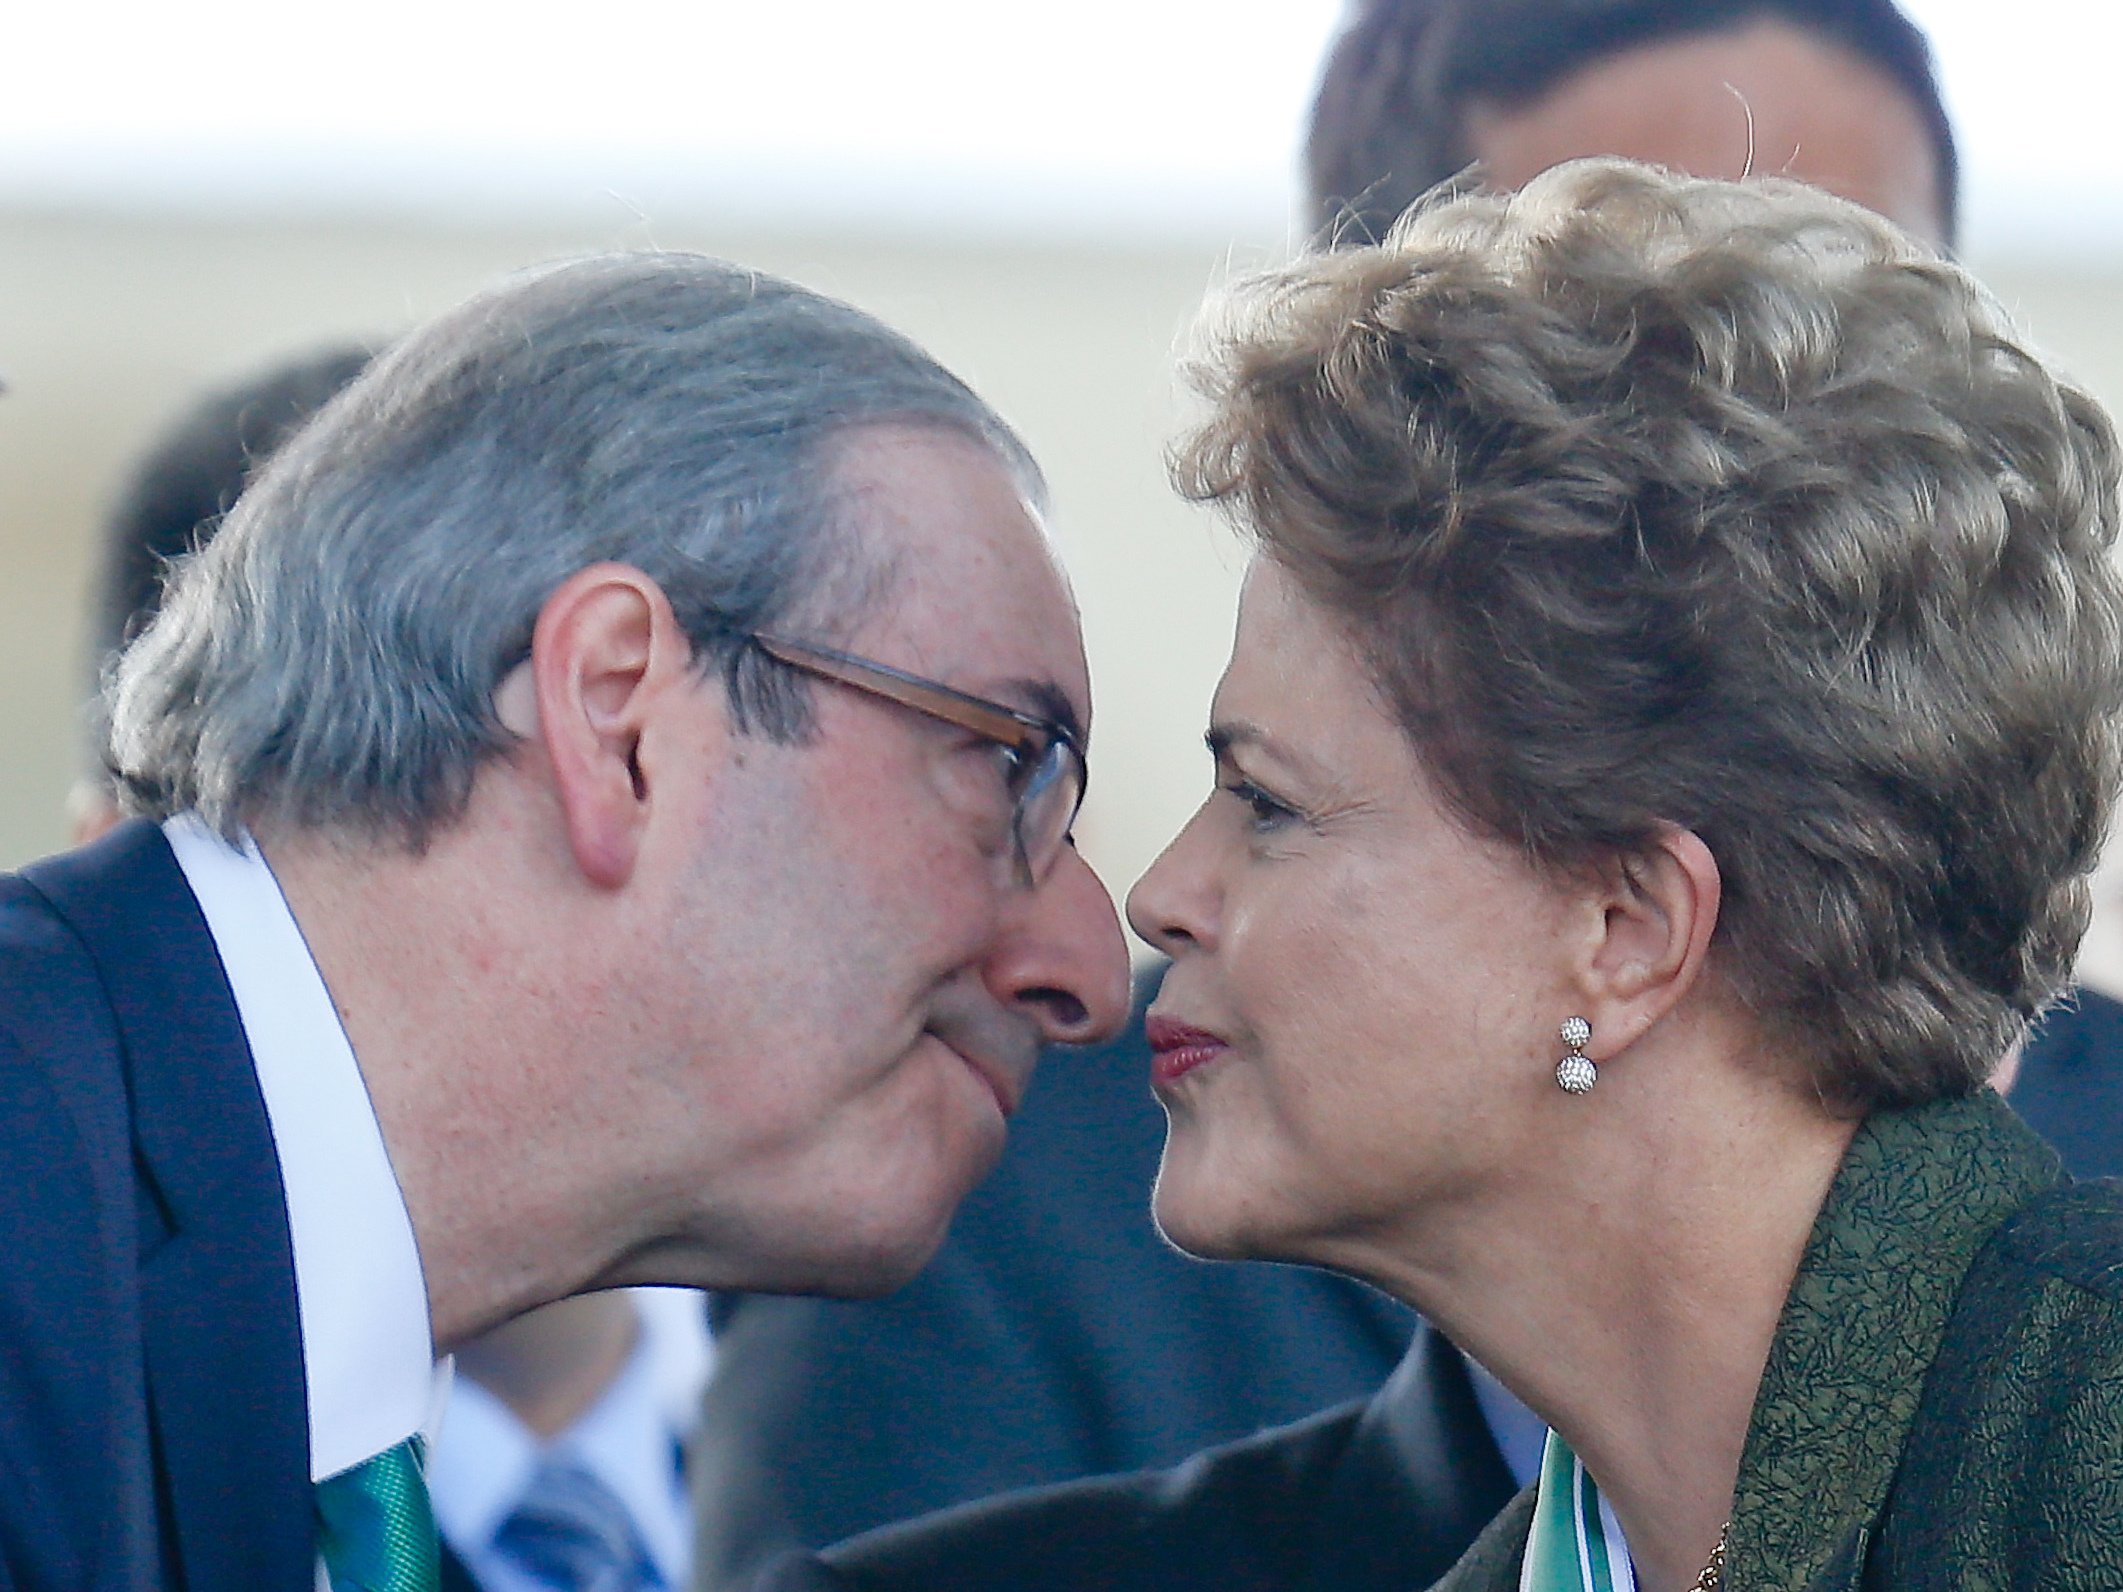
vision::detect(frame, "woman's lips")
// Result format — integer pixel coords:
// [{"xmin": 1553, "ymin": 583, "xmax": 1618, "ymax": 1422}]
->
[{"xmin": 1145, "ymin": 1014, "xmax": 1229, "ymax": 1087}]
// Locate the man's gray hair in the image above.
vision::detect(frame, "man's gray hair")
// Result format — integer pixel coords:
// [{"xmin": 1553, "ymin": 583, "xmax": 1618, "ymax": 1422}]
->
[{"xmin": 108, "ymin": 252, "xmax": 1042, "ymax": 844}]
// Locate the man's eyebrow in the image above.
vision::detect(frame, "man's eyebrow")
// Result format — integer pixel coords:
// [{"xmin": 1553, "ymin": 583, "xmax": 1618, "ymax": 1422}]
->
[{"xmin": 1012, "ymin": 679, "xmax": 1083, "ymax": 742}]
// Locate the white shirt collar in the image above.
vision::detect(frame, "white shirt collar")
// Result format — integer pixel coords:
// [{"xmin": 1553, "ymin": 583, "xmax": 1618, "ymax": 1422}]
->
[
  {"xmin": 1464, "ymin": 1350, "xmax": 1549, "ymax": 1491},
  {"xmin": 163, "ymin": 814, "xmax": 442, "ymax": 1482}
]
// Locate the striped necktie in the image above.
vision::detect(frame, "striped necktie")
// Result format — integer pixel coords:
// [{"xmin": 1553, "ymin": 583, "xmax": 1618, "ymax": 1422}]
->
[
  {"xmin": 316, "ymin": 1436, "xmax": 442, "ymax": 1592},
  {"xmin": 491, "ymin": 1457, "xmax": 665, "ymax": 1592}
]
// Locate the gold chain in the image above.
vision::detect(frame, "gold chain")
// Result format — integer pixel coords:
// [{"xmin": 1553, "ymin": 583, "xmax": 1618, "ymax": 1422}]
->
[{"xmin": 1689, "ymin": 1522, "xmax": 1730, "ymax": 1592}]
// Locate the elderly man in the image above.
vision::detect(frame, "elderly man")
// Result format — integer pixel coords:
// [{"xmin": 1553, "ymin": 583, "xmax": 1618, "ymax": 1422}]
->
[{"xmin": 0, "ymin": 252, "xmax": 1128, "ymax": 1591}]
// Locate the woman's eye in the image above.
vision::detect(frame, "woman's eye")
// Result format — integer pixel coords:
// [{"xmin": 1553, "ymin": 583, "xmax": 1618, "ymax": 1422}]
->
[{"xmin": 1222, "ymin": 779, "xmax": 1299, "ymax": 831}]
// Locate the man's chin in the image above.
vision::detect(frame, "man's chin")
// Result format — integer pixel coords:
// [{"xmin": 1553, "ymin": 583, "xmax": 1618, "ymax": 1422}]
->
[
  {"xmin": 791, "ymin": 1225, "xmax": 953, "ymax": 1300},
  {"xmin": 759, "ymin": 1179, "xmax": 983, "ymax": 1300}
]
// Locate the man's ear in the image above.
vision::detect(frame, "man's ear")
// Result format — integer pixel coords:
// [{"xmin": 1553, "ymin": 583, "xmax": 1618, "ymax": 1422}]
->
[
  {"xmin": 67, "ymin": 784, "xmax": 123, "ymax": 848},
  {"xmin": 495, "ymin": 563, "xmax": 700, "ymax": 890},
  {"xmin": 1574, "ymin": 825, "xmax": 1722, "ymax": 1059}
]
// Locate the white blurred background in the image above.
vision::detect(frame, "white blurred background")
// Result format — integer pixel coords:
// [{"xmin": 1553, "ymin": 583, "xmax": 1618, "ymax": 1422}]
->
[
  {"xmin": 6, "ymin": 0, "xmax": 2120, "ymax": 253},
  {"xmin": 6, "ymin": 0, "xmax": 2123, "ymax": 976}
]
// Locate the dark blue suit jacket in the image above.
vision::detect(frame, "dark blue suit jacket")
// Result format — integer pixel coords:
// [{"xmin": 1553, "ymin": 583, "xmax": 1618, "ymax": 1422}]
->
[
  {"xmin": 752, "ymin": 1321, "xmax": 1514, "ymax": 1592},
  {"xmin": 2013, "ymin": 986, "xmax": 2123, "ymax": 1180},
  {"xmin": 0, "ymin": 822, "xmax": 313, "ymax": 1591}
]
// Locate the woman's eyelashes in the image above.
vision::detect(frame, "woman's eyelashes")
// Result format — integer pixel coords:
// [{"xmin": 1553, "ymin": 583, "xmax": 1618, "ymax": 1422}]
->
[{"xmin": 1219, "ymin": 776, "xmax": 1303, "ymax": 833}]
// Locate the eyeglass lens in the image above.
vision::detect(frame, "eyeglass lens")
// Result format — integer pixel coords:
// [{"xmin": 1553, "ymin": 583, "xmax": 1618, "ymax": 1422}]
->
[{"xmin": 1013, "ymin": 738, "xmax": 1085, "ymax": 884}]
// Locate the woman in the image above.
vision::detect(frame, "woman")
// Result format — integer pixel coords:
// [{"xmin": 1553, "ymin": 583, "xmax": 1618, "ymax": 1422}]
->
[
  {"xmin": 761, "ymin": 160, "xmax": 2123, "ymax": 1592},
  {"xmin": 1127, "ymin": 158, "xmax": 2123, "ymax": 1588}
]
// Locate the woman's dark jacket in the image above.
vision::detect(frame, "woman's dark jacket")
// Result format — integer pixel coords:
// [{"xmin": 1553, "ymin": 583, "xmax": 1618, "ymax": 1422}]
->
[
  {"xmin": 1436, "ymin": 1091, "xmax": 2123, "ymax": 1591},
  {"xmin": 759, "ymin": 1090, "xmax": 2123, "ymax": 1592}
]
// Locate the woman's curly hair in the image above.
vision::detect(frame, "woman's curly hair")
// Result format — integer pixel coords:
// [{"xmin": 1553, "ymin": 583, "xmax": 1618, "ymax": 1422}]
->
[{"xmin": 1176, "ymin": 158, "xmax": 2123, "ymax": 1108}]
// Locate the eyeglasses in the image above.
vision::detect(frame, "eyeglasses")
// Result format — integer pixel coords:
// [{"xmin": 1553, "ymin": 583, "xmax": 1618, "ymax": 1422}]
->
[{"xmin": 751, "ymin": 634, "xmax": 1088, "ymax": 888}]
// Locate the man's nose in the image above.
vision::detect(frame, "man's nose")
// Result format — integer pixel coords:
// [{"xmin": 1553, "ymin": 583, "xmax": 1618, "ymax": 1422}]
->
[{"xmin": 985, "ymin": 844, "xmax": 1131, "ymax": 1045}]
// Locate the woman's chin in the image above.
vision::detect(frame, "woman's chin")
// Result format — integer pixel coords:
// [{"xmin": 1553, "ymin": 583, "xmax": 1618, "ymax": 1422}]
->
[
  {"xmin": 1151, "ymin": 1163, "xmax": 1298, "ymax": 1263},
  {"xmin": 1151, "ymin": 1206, "xmax": 1252, "ymax": 1261}
]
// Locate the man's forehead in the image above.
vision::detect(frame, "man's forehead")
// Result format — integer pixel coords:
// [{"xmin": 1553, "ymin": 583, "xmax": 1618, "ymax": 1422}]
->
[
  {"xmin": 889, "ymin": 625, "xmax": 1091, "ymax": 741},
  {"xmin": 838, "ymin": 427, "xmax": 1091, "ymax": 729}
]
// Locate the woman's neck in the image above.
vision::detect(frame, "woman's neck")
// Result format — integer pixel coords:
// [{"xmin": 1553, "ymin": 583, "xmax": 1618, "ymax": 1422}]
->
[{"xmin": 1324, "ymin": 1019, "xmax": 1858, "ymax": 1591}]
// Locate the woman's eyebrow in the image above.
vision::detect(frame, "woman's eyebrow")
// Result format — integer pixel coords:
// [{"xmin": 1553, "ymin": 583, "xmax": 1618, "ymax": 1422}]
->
[{"xmin": 1207, "ymin": 720, "xmax": 1311, "ymax": 778}]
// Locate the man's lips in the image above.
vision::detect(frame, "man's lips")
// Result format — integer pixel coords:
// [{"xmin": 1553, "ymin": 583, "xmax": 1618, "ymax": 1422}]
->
[
  {"xmin": 940, "ymin": 1036, "xmax": 1030, "ymax": 1119},
  {"xmin": 926, "ymin": 991, "xmax": 1039, "ymax": 1123},
  {"xmin": 1144, "ymin": 1013, "xmax": 1230, "ymax": 1087}
]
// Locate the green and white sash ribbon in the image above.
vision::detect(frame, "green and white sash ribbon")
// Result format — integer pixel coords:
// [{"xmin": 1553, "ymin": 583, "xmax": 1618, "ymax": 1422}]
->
[{"xmin": 1519, "ymin": 1430, "xmax": 1636, "ymax": 1592}]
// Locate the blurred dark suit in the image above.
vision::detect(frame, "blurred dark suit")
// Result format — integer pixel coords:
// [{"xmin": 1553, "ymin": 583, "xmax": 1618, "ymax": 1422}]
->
[
  {"xmin": 2012, "ymin": 986, "xmax": 2123, "ymax": 1179},
  {"xmin": 751, "ymin": 1322, "xmax": 1511, "ymax": 1592},
  {"xmin": 693, "ymin": 967, "xmax": 1416, "ymax": 1587}
]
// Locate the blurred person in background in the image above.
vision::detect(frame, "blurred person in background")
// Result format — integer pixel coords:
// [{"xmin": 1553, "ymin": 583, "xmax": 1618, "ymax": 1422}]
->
[
  {"xmin": 774, "ymin": 156, "xmax": 2123, "ymax": 1592},
  {"xmin": 1305, "ymin": 0, "xmax": 1954, "ymax": 247},
  {"xmin": 75, "ymin": 347, "xmax": 709, "ymax": 1592},
  {"xmin": 695, "ymin": 4, "xmax": 2067, "ymax": 1590},
  {"xmin": 0, "ymin": 251, "xmax": 1129, "ymax": 1591}
]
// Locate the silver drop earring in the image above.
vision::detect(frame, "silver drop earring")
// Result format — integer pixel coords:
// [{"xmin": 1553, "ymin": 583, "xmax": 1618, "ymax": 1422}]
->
[{"xmin": 1555, "ymin": 1015, "xmax": 1596, "ymax": 1094}]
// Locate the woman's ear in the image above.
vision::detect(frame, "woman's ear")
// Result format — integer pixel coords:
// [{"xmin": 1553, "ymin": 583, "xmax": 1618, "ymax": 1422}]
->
[
  {"xmin": 1577, "ymin": 825, "xmax": 1722, "ymax": 1058},
  {"xmin": 495, "ymin": 563, "xmax": 700, "ymax": 890}
]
